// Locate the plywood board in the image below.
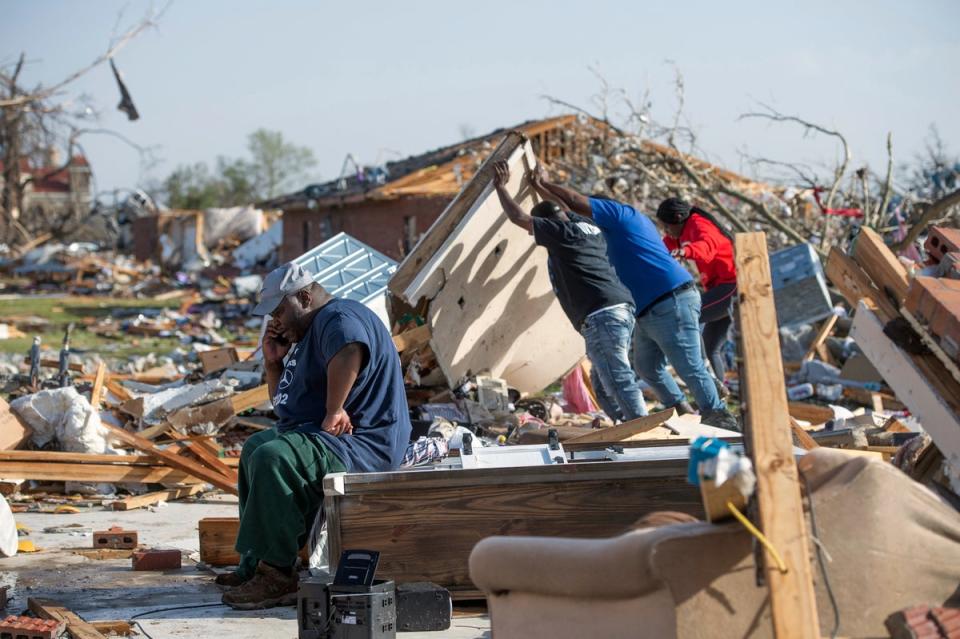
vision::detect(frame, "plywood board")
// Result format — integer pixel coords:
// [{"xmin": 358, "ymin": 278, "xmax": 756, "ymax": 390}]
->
[
  {"xmin": 0, "ymin": 397, "xmax": 29, "ymax": 450},
  {"xmin": 390, "ymin": 138, "xmax": 583, "ymax": 392}
]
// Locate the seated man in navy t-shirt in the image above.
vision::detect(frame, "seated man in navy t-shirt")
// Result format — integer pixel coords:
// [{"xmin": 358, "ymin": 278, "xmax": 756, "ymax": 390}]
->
[
  {"xmin": 219, "ymin": 262, "xmax": 412, "ymax": 609},
  {"xmin": 527, "ymin": 165, "xmax": 737, "ymax": 431}
]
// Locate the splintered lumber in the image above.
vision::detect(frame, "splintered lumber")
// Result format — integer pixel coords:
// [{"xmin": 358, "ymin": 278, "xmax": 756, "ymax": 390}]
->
[
  {"xmin": 851, "ymin": 301, "xmax": 960, "ymax": 470},
  {"xmin": 90, "ymin": 362, "xmax": 107, "ymax": 409},
  {"xmin": 167, "ymin": 430, "xmax": 238, "ymax": 483},
  {"xmin": 112, "ymin": 485, "xmax": 205, "ymax": 511},
  {"xmin": 825, "ymin": 247, "xmax": 899, "ymax": 321},
  {"xmin": 852, "ymin": 226, "xmax": 910, "ymax": 305},
  {"xmin": 230, "ymin": 384, "xmax": 269, "ymax": 414},
  {"xmin": 392, "ymin": 324, "xmax": 431, "ymax": 352},
  {"xmin": 735, "ymin": 232, "xmax": 820, "ymax": 637},
  {"xmin": 104, "ymin": 424, "xmax": 238, "ymax": 494},
  {"xmin": 199, "ymin": 517, "xmax": 241, "ymax": 566},
  {"xmin": 24, "ymin": 357, "xmax": 84, "ymax": 372},
  {"xmin": 802, "ymin": 314, "xmax": 838, "ymax": 362},
  {"xmin": 564, "ymin": 408, "xmax": 676, "ymax": 444},
  {"xmin": 28, "ymin": 597, "xmax": 106, "ymax": 639},
  {"xmin": 0, "ymin": 456, "xmax": 202, "ymax": 485},
  {"xmin": 104, "ymin": 379, "xmax": 132, "ymax": 403}
]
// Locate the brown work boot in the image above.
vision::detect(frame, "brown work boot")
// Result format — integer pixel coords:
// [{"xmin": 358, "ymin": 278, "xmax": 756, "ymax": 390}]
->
[
  {"xmin": 221, "ymin": 562, "xmax": 298, "ymax": 610},
  {"xmin": 214, "ymin": 570, "xmax": 248, "ymax": 588}
]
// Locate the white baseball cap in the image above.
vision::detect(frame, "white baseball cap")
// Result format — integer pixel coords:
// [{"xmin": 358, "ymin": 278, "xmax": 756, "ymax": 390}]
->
[{"xmin": 253, "ymin": 262, "xmax": 315, "ymax": 316}]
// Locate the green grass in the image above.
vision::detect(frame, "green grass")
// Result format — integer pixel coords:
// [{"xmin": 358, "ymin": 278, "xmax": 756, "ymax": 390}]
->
[{"xmin": 0, "ymin": 295, "xmax": 184, "ymax": 360}]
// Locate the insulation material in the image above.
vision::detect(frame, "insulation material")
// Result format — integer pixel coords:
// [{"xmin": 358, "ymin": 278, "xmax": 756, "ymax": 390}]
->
[
  {"xmin": 11, "ymin": 387, "xmax": 112, "ymax": 454},
  {"xmin": 391, "ymin": 138, "xmax": 584, "ymax": 393},
  {"xmin": 203, "ymin": 206, "xmax": 264, "ymax": 247}
]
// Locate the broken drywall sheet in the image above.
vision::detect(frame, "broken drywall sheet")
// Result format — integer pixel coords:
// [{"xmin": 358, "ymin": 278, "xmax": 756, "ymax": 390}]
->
[{"xmin": 392, "ymin": 139, "xmax": 584, "ymax": 393}]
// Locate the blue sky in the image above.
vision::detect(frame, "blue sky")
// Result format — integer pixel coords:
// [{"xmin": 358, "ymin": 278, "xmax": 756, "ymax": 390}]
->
[{"xmin": 3, "ymin": 0, "xmax": 957, "ymax": 200}]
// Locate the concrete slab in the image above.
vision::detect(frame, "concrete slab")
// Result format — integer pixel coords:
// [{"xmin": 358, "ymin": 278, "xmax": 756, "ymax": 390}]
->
[{"xmin": 2, "ymin": 499, "xmax": 489, "ymax": 638}]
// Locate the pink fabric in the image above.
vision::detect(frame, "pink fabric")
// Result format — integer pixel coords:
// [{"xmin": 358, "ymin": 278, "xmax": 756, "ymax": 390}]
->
[{"xmin": 563, "ymin": 366, "xmax": 598, "ymax": 414}]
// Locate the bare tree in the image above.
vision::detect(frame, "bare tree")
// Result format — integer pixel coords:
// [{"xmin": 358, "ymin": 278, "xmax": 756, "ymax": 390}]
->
[{"xmin": 0, "ymin": 4, "xmax": 166, "ymax": 245}]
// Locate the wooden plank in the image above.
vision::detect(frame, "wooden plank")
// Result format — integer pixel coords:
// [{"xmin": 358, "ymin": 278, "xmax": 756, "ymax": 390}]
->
[
  {"xmin": 564, "ymin": 408, "xmax": 675, "ymax": 444},
  {"xmin": 24, "ymin": 357, "xmax": 84, "ymax": 372},
  {"xmin": 90, "ymin": 621, "xmax": 133, "ymax": 636},
  {"xmin": 111, "ymin": 485, "xmax": 205, "ymax": 511},
  {"xmin": 852, "ymin": 226, "xmax": 910, "ymax": 304},
  {"xmin": 230, "ymin": 384, "xmax": 269, "ymax": 414},
  {"xmin": 103, "ymin": 424, "xmax": 238, "ymax": 494},
  {"xmin": 786, "ymin": 401, "xmax": 834, "ymax": 425},
  {"xmin": 104, "ymin": 379, "xmax": 132, "ymax": 403},
  {"xmin": 0, "ymin": 460, "xmax": 202, "ymax": 484},
  {"xmin": 199, "ymin": 517, "xmax": 241, "ymax": 566},
  {"xmin": 198, "ymin": 347, "xmax": 239, "ymax": 375},
  {"xmin": 28, "ymin": 597, "xmax": 107, "ymax": 639},
  {"xmin": 802, "ymin": 314, "xmax": 838, "ymax": 362},
  {"xmin": 392, "ymin": 324, "xmax": 431, "ymax": 352},
  {"xmin": 824, "ymin": 247, "xmax": 898, "ymax": 321},
  {"xmin": 89, "ymin": 362, "xmax": 107, "ymax": 409},
  {"xmin": 0, "ymin": 450, "xmax": 162, "ymax": 464},
  {"xmin": 167, "ymin": 430, "xmax": 238, "ymax": 482},
  {"xmin": 851, "ymin": 301, "xmax": 960, "ymax": 470},
  {"xmin": 0, "ymin": 396, "xmax": 30, "ymax": 450},
  {"xmin": 735, "ymin": 232, "xmax": 820, "ymax": 637},
  {"xmin": 789, "ymin": 418, "xmax": 819, "ymax": 451},
  {"xmin": 389, "ymin": 131, "xmax": 526, "ymax": 296}
]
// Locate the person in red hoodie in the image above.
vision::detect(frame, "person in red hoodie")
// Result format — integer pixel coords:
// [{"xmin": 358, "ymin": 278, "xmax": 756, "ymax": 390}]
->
[{"xmin": 656, "ymin": 198, "xmax": 737, "ymax": 391}]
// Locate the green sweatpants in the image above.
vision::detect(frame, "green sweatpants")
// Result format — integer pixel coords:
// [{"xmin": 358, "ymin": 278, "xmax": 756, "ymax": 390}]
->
[{"xmin": 234, "ymin": 429, "xmax": 346, "ymax": 578}]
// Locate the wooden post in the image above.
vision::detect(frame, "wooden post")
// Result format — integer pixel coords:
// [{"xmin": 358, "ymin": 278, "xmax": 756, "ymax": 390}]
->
[
  {"xmin": 90, "ymin": 362, "xmax": 107, "ymax": 409},
  {"xmin": 735, "ymin": 232, "xmax": 820, "ymax": 638}
]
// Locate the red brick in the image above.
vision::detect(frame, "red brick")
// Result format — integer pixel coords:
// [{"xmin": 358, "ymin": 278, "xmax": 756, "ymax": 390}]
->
[
  {"xmin": 93, "ymin": 526, "xmax": 138, "ymax": 549},
  {"xmin": 0, "ymin": 615, "xmax": 65, "ymax": 639},
  {"xmin": 926, "ymin": 226, "xmax": 960, "ymax": 263},
  {"xmin": 905, "ymin": 276, "xmax": 960, "ymax": 361},
  {"xmin": 131, "ymin": 548, "xmax": 181, "ymax": 571}
]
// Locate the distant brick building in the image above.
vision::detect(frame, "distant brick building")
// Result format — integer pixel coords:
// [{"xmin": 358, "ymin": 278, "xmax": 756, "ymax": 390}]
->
[
  {"xmin": 265, "ymin": 115, "xmax": 596, "ymax": 262},
  {"xmin": 0, "ymin": 152, "xmax": 93, "ymax": 223}
]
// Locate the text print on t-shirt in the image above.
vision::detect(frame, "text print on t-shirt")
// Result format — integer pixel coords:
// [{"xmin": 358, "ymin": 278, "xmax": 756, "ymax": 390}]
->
[{"xmin": 274, "ymin": 344, "xmax": 299, "ymax": 407}]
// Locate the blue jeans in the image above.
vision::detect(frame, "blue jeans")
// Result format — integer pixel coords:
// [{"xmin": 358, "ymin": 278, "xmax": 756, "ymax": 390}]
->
[
  {"xmin": 633, "ymin": 287, "xmax": 723, "ymax": 412},
  {"xmin": 581, "ymin": 305, "xmax": 648, "ymax": 421}
]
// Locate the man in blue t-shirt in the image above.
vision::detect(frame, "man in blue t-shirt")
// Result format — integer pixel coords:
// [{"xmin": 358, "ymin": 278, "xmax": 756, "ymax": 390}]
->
[
  {"xmin": 219, "ymin": 262, "xmax": 411, "ymax": 609},
  {"xmin": 527, "ymin": 165, "xmax": 737, "ymax": 431}
]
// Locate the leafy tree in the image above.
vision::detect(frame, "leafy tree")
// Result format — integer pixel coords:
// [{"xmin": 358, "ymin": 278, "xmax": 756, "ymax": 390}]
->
[
  {"xmin": 246, "ymin": 129, "xmax": 316, "ymax": 199},
  {"xmin": 158, "ymin": 129, "xmax": 316, "ymax": 208}
]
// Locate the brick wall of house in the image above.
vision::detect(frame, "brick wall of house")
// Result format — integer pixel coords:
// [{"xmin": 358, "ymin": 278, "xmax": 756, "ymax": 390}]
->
[{"xmin": 281, "ymin": 196, "xmax": 451, "ymax": 262}]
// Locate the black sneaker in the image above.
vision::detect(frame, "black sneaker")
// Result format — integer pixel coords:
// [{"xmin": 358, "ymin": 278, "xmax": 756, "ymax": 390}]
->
[{"xmin": 701, "ymin": 409, "xmax": 740, "ymax": 432}]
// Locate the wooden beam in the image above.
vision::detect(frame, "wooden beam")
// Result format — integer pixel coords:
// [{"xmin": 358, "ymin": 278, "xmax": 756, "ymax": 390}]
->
[
  {"xmin": 24, "ymin": 357, "xmax": 84, "ymax": 372},
  {"xmin": 852, "ymin": 226, "xmax": 909, "ymax": 305},
  {"xmin": 789, "ymin": 418, "xmax": 820, "ymax": 451},
  {"xmin": 90, "ymin": 621, "xmax": 134, "ymax": 636},
  {"xmin": 735, "ymin": 232, "xmax": 820, "ymax": 637},
  {"xmin": 392, "ymin": 324, "xmax": 431, "ymax": 352},
  {"xmin": 802, "ymin": 314, "xmax": 838, "ymax": 362},
  {"xmin": 103, "ymin": 424, "xmax": 238, "ymax": 494},
  {"xmin": 824, "ymin": 247, "xmax": 898, "ymax": 321},
  {"xmin": 111, "ymin": 485, "xmax": 205, "ymax": 511},
  {"xmin": 787, "ymin": 402, "xmax": 834, "ymax": 426},
  {"xmin": 104, "ymin": 379, "xmax": 132, "ymax": 403},
  {"xmin": 0, "ymin": 460, "xmax": 203, "ymax": 484},
  {"xmin": 167, "ymin": 430, "xmax": 238, "ymax": 483},
  {"xmin": 230, "ymin": 384, "xmax": 269, "ymax": 414},
  {"xmin": 564, "ymin": 408, "xmax": 676, "ymax": 444},
  {"xmin": 90, "ymin": 362, "xmax": 107, "ymax": 409},
  {"xmin": 28, "ymin": 598, "xmax": 107, "ymax": 639}
]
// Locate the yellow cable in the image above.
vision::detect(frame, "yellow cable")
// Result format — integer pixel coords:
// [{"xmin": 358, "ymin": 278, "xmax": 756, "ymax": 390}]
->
[{"xmin": 726, "ymin": 501, "xmax": 788, "ymax": 574}]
